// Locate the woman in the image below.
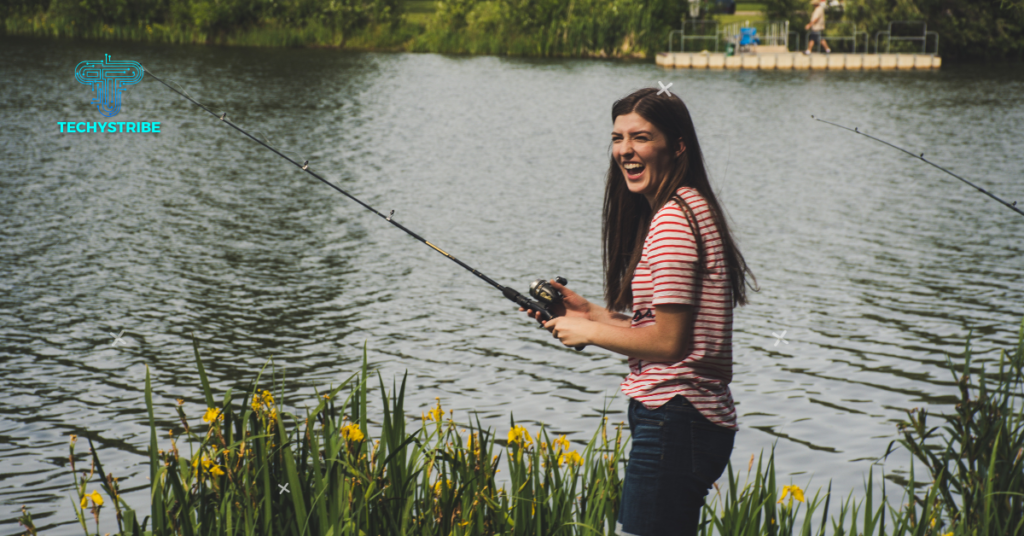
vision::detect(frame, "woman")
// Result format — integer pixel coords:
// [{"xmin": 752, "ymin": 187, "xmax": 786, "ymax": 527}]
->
[{"xmin": 529, "ymin": 87, "xmax": 756, "ymax": 535}]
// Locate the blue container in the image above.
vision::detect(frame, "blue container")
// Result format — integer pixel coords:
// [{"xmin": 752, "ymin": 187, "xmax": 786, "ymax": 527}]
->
[{"xmin": 739, "ymin": 27, "xmax": 759, "ymax": 46}]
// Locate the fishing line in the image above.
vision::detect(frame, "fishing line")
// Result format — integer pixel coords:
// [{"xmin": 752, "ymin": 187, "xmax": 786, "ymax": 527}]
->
[
  {"xmin": 813, "ymin": 116, "xmax": 1024, "ymax": 219},
  {"xmin": 144, "ymin": 69, "xmax": 579, "ymax": 346}
]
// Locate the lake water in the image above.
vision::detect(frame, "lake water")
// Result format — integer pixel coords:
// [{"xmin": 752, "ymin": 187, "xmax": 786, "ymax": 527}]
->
[{"xmin": 1, "ymin": 35, "xmax": 1022, "ymax": 534}]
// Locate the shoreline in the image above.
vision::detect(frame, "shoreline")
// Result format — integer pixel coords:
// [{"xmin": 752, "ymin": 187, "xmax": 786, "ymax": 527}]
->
[{"xmin": 2, "ymin": 15, "xmax": 655, "ymax": 60}]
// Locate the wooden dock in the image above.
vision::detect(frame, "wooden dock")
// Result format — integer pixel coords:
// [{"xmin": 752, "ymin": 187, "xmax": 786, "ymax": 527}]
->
[{"xmin": 656, "ymin": 52, "xmax": 941, "ymax": 70}]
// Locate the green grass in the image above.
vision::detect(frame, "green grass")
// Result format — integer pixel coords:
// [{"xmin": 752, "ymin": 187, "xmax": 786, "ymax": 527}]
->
[
  {"xmin": 735, "ymin": 2, "xmax": 766, "ymax": 12},
  {"xmin": 402, "ymin": 0, "xmax": 437, "ymax": 27},
  {"xmin": 18, "ymin": 317, "xmax": 1024, "ymax": 535},
  {"xmin": 403, "ymin": 0, "xmax": 439, "ymax": 14},
  {"xmin": 714, "ymin": 12, "xmax": 768, "ymax": 24}
]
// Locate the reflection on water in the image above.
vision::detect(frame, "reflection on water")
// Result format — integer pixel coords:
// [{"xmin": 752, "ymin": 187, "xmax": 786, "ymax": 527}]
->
[{"xmin": 1, "ymin": 35, "xmax": 1022, "ymax": 533}]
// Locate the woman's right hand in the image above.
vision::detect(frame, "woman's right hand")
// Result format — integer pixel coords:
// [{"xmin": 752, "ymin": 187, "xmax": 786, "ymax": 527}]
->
[
  {"xmin": 548, "ymin": 279, "xmax": 592, "ymax": 319},
  {"xmin": 519, "ymin": 279, "xmax": 593, "ymax": 322}
]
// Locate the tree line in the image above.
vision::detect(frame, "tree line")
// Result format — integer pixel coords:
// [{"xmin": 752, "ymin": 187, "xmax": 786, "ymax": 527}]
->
[{"xmin": 2, "ymin": 0, "xmax": 1021, "ymax": 59}]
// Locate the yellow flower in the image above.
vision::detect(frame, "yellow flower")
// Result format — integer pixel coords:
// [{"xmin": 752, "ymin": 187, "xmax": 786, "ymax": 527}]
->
[
  {"xmin": 341, "ymin": 423, "xmax": 365, "ymax": 442},
  {"xmin": 559, "ymin": 450, "xmax": 583, "ymax": 467},
  {"xmin": 261, "ymin": 390, "xmax": 274, "ymax": 406},
  {"xmin": 507, "ymin": 425, "xmax": 533, "ymax": 448},
  {"xmin": 941, "ymin": 532, "xmax": 953, "ymax": 536},
  {"xmin": 81, "ymin": 490, "xmax": 103, "ymax": 508},
  {"xmin": 191, "ymin": 455, "xmax": 224, "ymax": 476},
  {"xmin": 778, "ymin": 485, "xmax": 805, "ymax": 504},
  {"xmin": 553, "ymin": 435, "xmax": 571, "ymax": 452},
  {"xmin": 251, "ymin": 395, "xmax": 261, "ymax": 412},
  {"xmin": 202, "ymin": 407, "xmax": 222, "ymax": 423},
  {"xmin": 433, "ymin": 479, "xmax": 452, "ymax": 495},
  {"xmin": 466, "ymin": 433, "xmax": 481, "ymax": 456},
  {"xmin": 425, "ymin": 400, "xmax": 444, "ymax": 422}
]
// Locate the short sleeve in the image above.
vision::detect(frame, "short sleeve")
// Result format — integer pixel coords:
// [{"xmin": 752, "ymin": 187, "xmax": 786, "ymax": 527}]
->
[{"xmin": 646, "ymin": 205, "xmax": 699, "ymax": 306}]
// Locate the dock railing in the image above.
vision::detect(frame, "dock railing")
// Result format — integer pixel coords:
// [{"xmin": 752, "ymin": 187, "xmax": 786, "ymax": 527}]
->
[
  {"xmin": 874, "ymin": 20, "xmax": 940, "ymax": 55},
  {"xmin": 721, "ymin": 20, "xmax": 789, "ymax": 51},
  {"xmin": 670, "ymin": 20, "xmax": 721, "ymax": 53},
  {"xmin": 664, "ymin": 19, "xmax": 940, "ymax": 58}
]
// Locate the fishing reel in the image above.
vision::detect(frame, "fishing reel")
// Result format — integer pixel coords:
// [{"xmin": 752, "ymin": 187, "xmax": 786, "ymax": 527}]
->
[
  {"xmin": 529, "ymin": 276, "xmax": 585, "ymax": 351},
  {"xmin": 529, "ymin": 276, "xmax": 568, "ymax": 309},
  {"xmin": 500, "ymin": 276, "xmax": 584, "ymax": 350}
]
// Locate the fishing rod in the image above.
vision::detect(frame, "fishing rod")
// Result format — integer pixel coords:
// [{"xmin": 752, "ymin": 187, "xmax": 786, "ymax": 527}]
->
[
  {"xmin": 145, "ymin": 69, "xmax": 582, "ymax": 349},
  {"xmin": 813, "ymin": 116, "xmax": 1024, "ymax": 219}
]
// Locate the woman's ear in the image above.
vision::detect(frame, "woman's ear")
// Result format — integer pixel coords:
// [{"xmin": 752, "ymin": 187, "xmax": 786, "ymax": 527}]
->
[{"xmin": 675, "ymin": 139, "xmax": 687, "ymax": 157}]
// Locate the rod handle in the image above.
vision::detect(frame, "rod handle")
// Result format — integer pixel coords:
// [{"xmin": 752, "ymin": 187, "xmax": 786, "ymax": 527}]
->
[{"xmin": 503, "ymin": 288, "xmax": 586, "ymax": 351}]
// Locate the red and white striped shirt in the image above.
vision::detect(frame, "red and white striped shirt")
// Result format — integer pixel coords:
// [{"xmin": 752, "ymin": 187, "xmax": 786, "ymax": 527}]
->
[{"xmin": 619, "ymin": 186, "xmax": 737, "ymax": 430}]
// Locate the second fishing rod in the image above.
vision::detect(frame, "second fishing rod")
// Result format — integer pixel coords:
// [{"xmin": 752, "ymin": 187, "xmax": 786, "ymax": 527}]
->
[{"xmin": 146, "ymin": 70, "xmax": 583, "ymax": 350}]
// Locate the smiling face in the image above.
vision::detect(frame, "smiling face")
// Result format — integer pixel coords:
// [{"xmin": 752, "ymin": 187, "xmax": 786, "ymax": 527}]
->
[{"xmin": 611, "ymin": 112, "xmax": 684, "ymax": 206}]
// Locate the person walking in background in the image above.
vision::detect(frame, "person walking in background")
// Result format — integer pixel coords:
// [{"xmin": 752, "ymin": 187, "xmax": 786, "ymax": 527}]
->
[{"xmin": 804, "ymin": 0, "xmax": 831, "ymax": 54}]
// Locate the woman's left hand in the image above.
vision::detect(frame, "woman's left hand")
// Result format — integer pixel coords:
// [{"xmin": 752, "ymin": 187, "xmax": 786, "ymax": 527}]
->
[{"xmin": 543, "ymin": 316, "xmax": 593, "ymax": 348}]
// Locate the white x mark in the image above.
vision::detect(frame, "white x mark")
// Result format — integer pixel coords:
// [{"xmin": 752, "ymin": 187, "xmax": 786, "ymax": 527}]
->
[
  {"xmin": 109, "ymin": 330, "xmax": 127, "ymax": 347},
  {"xmin": 278, "ymin": 483, "xmax": 290, "ymax": 494},
  {"xmin": 772, "ymin": 330, "xmax": 789, "ymax": 347},
  {"xmin": 657, "ymin": 81, "xmax": 673, "ymax": 96}
]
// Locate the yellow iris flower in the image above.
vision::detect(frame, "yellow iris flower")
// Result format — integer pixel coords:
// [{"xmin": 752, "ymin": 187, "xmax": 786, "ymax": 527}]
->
[
  {"xmin": 341, "ymin": 423, "xmax": 365, "ymax": 442},
  {"xmin": 553, "ymin": 435, "xmax": 571, "ymax": 452},
  {"xmin": 466, "ymin": 433, "xmax": 482, "ymax": 456},
  {"xmin": 432, "ymin": 479, "xmax": 452, "ymax": 495},
  {"xmin": 507, "ymin": 425, "xmax": 533, "ymax": 448},
  {"xmin": 191, "ymin": 455, "xmax": 225, "ymax": 476},
  {"xmin": 559, "ymin": 450, "xmax": 583, "ymax": 467},
  {"xmin": 202, "ymin": 407, "xmax": 222, "ymax": 423},
  {"xmin": 778, "ymin": 485, "xmax": 805, "ymax": 504},
  {"xmin": 424, "ymin": 400, "xmax": 444, "ymax": 422},
  {"xmin": 80, "ymin": 490, "xmax": 103, "ymax": 509}
]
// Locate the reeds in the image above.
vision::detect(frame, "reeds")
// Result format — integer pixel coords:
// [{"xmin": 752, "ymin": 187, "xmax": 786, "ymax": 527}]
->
[
  {"xmin": 894, "ymin": 319, "xmax": 1024, "ymax": 535},
  {"xmin": 55, "ymin": 339, "xmax": 627, "ymax": 535},
  {"xmin": 25, "ymin": 316, "xmax": 1024, "ymax": 536}
]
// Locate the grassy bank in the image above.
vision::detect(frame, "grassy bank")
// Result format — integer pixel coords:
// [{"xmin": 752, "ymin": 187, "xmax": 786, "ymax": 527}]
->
[
  {"xmin": 0, "ymin": 0, "xmax": 680, "ymax": 58},
  {"xmin": 2, "ymin": 14, "xmax": 417, "ymax": 50},
  {"xmin": 17, "ymin": 318, "xmax": 1024, "ymax": 535}
]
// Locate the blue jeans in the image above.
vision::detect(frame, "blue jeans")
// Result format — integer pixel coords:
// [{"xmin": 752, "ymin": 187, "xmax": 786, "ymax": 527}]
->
[{"xmin": 616, "ymin": 396, "xmax": 736, "ymax": 536}]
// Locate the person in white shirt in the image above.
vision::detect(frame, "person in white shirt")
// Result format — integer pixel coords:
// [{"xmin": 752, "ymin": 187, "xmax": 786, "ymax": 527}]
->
[{"xmin": 804, "ymin": 0, "xmax": 832, "ymax": 54}]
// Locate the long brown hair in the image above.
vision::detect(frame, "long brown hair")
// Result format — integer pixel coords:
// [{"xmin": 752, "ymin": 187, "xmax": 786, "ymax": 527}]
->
[{"xmin": 602, "ymin": 87, "xmax": 757, "ymax": 311}]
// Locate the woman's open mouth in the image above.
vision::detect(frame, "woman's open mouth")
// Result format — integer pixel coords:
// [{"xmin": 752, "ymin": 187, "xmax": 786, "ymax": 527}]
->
[{"xmin": 623, "ymin": 161, "xmax": 645, "ymax": 179}]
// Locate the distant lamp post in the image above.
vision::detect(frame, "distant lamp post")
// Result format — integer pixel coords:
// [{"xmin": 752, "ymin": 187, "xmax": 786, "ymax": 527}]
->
[{"xmin": 689, "ymin": 0, "xmax": 701, "ymax": 18}]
